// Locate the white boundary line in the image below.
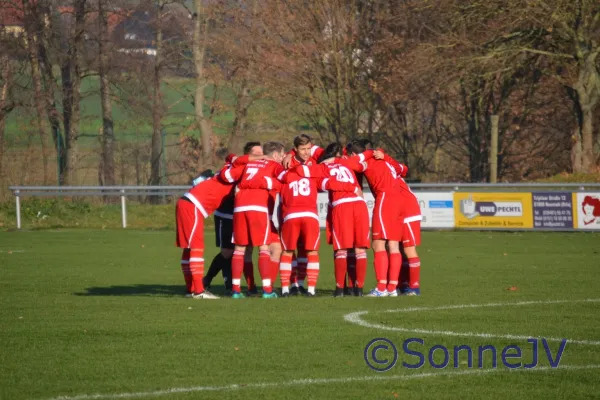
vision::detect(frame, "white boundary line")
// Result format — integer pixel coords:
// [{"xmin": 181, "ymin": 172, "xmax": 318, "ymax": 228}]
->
[
  {"xmin": 44, "ymin": 364, "xmax": 600, "ymax": 400},
  {"xmin": 344, "ymin": 298, "xmax": 600, "ymax": 346}
]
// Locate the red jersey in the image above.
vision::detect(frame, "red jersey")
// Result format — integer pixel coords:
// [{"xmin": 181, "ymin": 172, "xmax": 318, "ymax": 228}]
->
[
  {"xmin": 277, "ymin": 169, "xmax": 359, "ymax": 221},
  {"xmin": 335, "ymin": 150, "xmax": 400, "ymax": 198},
  {"xmin": 215, "ymin": 154, "xmax": 252, "ymax": 217},
  {"xmin": 183, "ymin": 162, "xmax": 239, "ymax": 218},
  {"xmin": 294, "ymin": 162, "xmax": 363, "ymax": 208},
  {"xmin": 226, "ymin": 159, "xmax": 284, "ymax": 213}
]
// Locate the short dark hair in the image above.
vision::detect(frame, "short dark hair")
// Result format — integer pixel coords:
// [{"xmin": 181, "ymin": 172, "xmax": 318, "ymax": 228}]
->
[
  {"xmin": 318, "ymin": 142, "xmax": 342, "ymax": 163},
  {"xmin": 243, "ymin": 141, "xmax": 261, "ymax": 155},
  {"xmin": 215, "ymin": 147, "xmax": 229, "ymax": 160},
  {"xmin": 348, "ymin": 139, "xmax": 366, "ymax": 154},
  {"xmin": 263, "ymin": 141, "xmax": 285, "ymax": 156},
  {"xmin": 360, "ymin": 138, "xmax": 373, "ymax": 150},
  {"xmin": 293, "ymin": 134, "xmax": 312, "ymax": 148}
]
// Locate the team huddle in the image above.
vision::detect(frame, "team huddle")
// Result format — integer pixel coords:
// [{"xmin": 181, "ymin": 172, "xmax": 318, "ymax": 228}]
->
[{"xmin": 175, "ymin": 134, "xmax": 422, "ymax": 299}]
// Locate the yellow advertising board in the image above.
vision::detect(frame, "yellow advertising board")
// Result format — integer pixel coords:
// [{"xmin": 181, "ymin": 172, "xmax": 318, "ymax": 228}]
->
[{"xmin": 453, "ymin": 192, "xmax": 533, "ymax": 229}]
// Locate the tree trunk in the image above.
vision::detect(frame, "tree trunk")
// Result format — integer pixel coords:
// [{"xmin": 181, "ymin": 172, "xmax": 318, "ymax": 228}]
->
[
  {"xmin": 0, "ymin": 54, "xmax": 10, "ymax": 183},
  {"xmin": 193, "ymin": 0, "xmax": 214, "ymax": 168},
  {"xmin": 99, "ymin": 0, "xmax": 115, "ymax": 191},
  {"xmin": 23, "ymin": 5, "xmax": 50, "ymax": 184},
  {"xmin": 149, "ymin": 1, "xmax": 164, "ymax": 204},
  {"xmin": 229, "ymin": 79, "xmax": 252, "ymax": 155},
  {"xmin": 572, "ymin": 51, "xmax": 599, "ymax": 172}
]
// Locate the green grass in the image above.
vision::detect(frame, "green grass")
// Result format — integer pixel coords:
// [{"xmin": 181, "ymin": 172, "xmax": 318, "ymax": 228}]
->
[{"xmin": 1, "ymin": 230, "xmax": 599, "ymax": 400}]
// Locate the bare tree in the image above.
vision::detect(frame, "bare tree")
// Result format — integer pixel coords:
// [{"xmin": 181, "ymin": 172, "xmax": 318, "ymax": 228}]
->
[{"xmin": 98, "ymin": 0, "xmax": 115, "ymax": 188}]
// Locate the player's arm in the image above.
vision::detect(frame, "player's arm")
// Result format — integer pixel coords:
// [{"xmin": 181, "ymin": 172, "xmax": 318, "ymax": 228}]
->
[
  {"xmin": 242, "ymin": 175, "xmax": 282, "ymax": 191},
  {"xmin": 381, "ymin": 153, "xmax": 408, "ymax": 177},
  {"xmin": 317, "ymin": 177, "xmax": 361, "ymax": 194},
  {"xmin": 230, "ymin": 154, "xmax": 266, "ymax": 167},
  {"xmin": 293, "ymin": 163, "xmax": 328, "ymax": 178},
  {"xmin": 310, "ymin": 145, "xmax": 324, "ymax": 161},
  {"xmin": 218, "ymin": 164, "xmax": 245, "ymax": 184},
  {"xmin": 333, "ymin": 152, "xmax": 371, "ymax": 173}
]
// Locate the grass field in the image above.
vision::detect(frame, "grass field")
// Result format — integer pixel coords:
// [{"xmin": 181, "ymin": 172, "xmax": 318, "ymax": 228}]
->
[{"xmin": 1, "ymin": 229, "xmax": 600, "ymax": 400}]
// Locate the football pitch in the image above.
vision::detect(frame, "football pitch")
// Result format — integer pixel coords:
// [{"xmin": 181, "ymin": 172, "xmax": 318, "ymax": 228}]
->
[{"xmin": 1, "ymin": 229, "xmax": 599, "ymax": 400}]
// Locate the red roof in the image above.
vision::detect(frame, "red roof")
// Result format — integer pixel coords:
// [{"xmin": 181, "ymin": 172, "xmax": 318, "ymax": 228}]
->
[{"xmin": 0, "ymin": 0, "xmax": 26, "ymax": 26}]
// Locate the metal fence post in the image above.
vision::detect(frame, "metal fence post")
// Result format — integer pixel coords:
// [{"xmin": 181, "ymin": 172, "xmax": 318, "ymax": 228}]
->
[
  {"xmin": 15, "ymin": 190, "xmax": 21, "ymax": 230},
  {"xmin": 121, "ymin": 189, "xmax": 127, "ymax": 228}
]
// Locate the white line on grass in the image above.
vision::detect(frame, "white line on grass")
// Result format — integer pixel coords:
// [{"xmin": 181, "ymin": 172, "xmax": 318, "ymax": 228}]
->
[
  {"xmin": 43, "ymin": 364, "xmax": 600, "ymax": 400},
  {"xmin": 344, "ymin": 298, "xmax": 600, "ymax": 346}
]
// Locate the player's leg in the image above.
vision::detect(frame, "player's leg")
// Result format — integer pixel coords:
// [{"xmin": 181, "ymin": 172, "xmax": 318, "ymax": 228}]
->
[
  {"xmin": 402, "ymin": 218, "xmax": 422, "ymax": 296},
  {"xmin": 351, "ymin": 201, "xmax": 373, "ymax": 297},
  {"xmin": 399, "ymin": 245, "xmax": 410, "ymax": 293},
  {"xmin": 302, "ymin": 218, "xmax": 321, "ymax": 296},
  {"xmin": 269, "ymin": 239, "xmax": 282, "ymax": 290},
  {"xmin": 368, "ymin": 194, "xmax": 390, "ymax": 296},
  {"xmin": 345, "ymin": 249, "xmax": 356, "ymax": 295},
  {"xmin": 386, "ymin": 240, "xmax": 402, "ymax": 296},
  {"xmin": 180, "ymin": 249, "xmax": 192, "ymax": 296},
  {"xmin": 289, "ymin": 253, "xmax": 299, "ymax": 295},
  {"xmin": 296, "ymin": 246, "xmax": 308, "ymax": 294},
  {"xmin": 279, "ymin": 219, "xmax": 299, "ymax": 296},
  {"xmin": 204, "ymin": 215, "xmax": 233, "ymax": 291},
  {"xmin": 244, "ymin": 246, "xmax": 257, "ymax": 295},
  {"xmin": 175, "ymin": 199, "xmax": 193, "ymax": 295},
  {"xmin": 231, "ymin": 211, "xmax": 250, "ymax": 298},
  {"xmin": 331, "ymin": 204, "xmax": 352, "ymax": 297},
  {"xmin": 247, "ymin": 211, "xmax": 277, "ymax": 298}
]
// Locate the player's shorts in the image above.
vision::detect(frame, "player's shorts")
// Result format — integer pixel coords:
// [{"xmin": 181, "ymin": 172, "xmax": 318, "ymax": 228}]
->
[
  {"xmin": 233, "ymin": 211, "xmax": 272, "ymax": 246},
  {"xmin": 331, "ymin": 200, "xmax": 370, "ymax": 251},
  {"xmin": 214, "ymin": 213, "xmax": 234, "ymax": 249},
  {"xmin": 371, "ymin": 192, "xmax": 402, "ymax": 241},
  {"xmin": 401, "ymin": 217, "xmax": 421, "ymax": 247},
  {"xmin": 280, "ymin": 216, "xmax": 320, "ymax": 251},
  {"xmin": 175, "ymin": 198, "xmax": 205, "ymax": 249}
]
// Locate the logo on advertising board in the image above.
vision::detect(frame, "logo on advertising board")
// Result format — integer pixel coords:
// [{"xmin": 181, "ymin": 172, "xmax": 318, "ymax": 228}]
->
[
  {"xmin": 454, "ymin": 193, "xmax": 533, "ymax": 229},
  {"xmin": 575, "ymin": 192, "xmax": 600, "ymax": 230},
  {"xmin": 459, "ymin": 195, "xmax": 523, "ymax": 219}
]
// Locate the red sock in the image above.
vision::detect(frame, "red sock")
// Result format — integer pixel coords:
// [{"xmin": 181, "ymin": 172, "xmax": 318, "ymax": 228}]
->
[
  {"xmin": 334, "ymin": 250, "xmax": 348, "ymax": 288},
  {"xmin": 270, "ymin": 258, "xmax": 279, "ymax": 287},
  {"xmin": 189, "ymin": 248, "xmax": 204, "ymax": 294},
  {"xmin": 181, "ymin": 249, "xmax": 192, "ymax": 293},
  {"xmin": 279, "ymin": 254, "xmax": 292, "ymax": 292},
  {"xmin": 408, "ymin": 257, "xmax": 421, "ymax": 288},
  {"xmin": 244, "ymin": 259, "xmax": 255, "ymax": 290},
  {"xmin": 297, "ymin": 253, "xmax": 307, "ymax": 288},
  {"xmin": 306, "ymin": 253, "xmax": 319, "ymax": 293},
  {"xmin": 346, "ymin": 252, "xmax": 356, "ymax": 288},
  {"xmin": 387, "ymin": 252, "xmax": 402, "ymax": 292},
  {"xmin": 374, "ymin": 251, "xmax": 388, "ymax": 292},
  {"xmin": 258, "ymin": 250, "xmax": 272, "ymax": 293},
  {"xmin": 355, "ymin": 251, "xmax": 367, "ymax": 288},
  {"xmin": 231, "ymin": 250, "xmax": 245, "ymax": 293}
]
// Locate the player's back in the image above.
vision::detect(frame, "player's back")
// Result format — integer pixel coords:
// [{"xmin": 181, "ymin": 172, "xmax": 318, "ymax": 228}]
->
[
  {"xmin": 184, "ymin": 174, "xmax": 234, "ymax": 217},
  {"xmin": 278, "ymin": 170, "xmax": 320, "ymax": 216},
  {"xmin": 235, "ymin": 160, "xmax": 283, "ymax": 212},
  {"xmin": 363, "ymin": 158, "xmax": 401, "ymax": 197},
  {"xmin": 321, "ymin": 162, "xmax": 363, "ymax": 206}
]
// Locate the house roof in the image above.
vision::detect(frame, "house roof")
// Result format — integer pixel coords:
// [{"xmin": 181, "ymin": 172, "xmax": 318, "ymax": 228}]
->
[
  {"xmin": 56, "ymin": 6, "xmax": 129, "ymax": 34},
  {"xmin": 0, "ymin": 0, "xmax": 27, "ymax": 26}
]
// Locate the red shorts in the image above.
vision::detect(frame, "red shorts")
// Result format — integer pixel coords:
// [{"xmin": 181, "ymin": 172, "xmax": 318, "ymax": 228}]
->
[
  {"xmin": 331, "ymin": 201, "xmax": 370, "ymax": 251},
  {"xmin": 233, "ymin": 211, "xmax": 272, "ymax": 246},
  {"xmin": 325, "ymin": 206, "xmax": 333, "ymax": 245},
  {"xmin": 401, "ymin": 217, "xmax": 421, "ymax": 247},
  {"xmin": 280, "ymin": 216, "xmax": 321, "ymax": 251},
  {"xmin": 371, "ymin": 192, "xmax": 402, "ymax": 241},
  {"xmin": 175, "ymin": 198, "xmax": 205, "ymax": 249}
]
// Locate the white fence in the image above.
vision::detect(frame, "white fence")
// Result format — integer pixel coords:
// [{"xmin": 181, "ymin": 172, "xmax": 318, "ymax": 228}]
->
[{"xmin": 8, "ymin": 183, "xmax": 600, "ymax": 231}]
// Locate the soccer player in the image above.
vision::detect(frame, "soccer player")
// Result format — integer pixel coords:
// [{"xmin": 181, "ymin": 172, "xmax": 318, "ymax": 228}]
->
[
  {"xmin": 281, "ymin": 134, "xmax": 324, "ymax": 294},
  {"xmin": 175, "ymin": 152, "xmax": 270, "ymax": 299},
  {"xmin": 295, "ymin": 142, "xmax": 370, "ymax": 297},
  {"xmin": 338, "ymin": 139, "xmax": 404, "ymax": 297},
  {"xmin": 226, "ymin": 141, "xmax": 287, "ymax": 299},
  {"xmin": 203, "ymin": 142, "xmax": 263, "ymax": 293},
  {"xmin": 276, "ymin": 163, "xmax": 360, "ymax": 296}
]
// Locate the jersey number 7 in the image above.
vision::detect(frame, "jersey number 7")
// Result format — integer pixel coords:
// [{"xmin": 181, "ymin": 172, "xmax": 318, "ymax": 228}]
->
[{"xmin": 245, "ymin": 167, "xmax": 259, "ymax": 180}]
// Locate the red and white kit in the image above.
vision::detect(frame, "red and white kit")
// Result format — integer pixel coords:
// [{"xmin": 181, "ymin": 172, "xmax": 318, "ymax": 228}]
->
[
  {"xmin": 277, "ymin": 168, "xmax": 360, "ymax": 251},
  {"xmin": 294, "ymin": 162, "xmax": 370, "ymax": 251},
  {"xmin": 225, "ymin": 159, "xmax": 284, "ymax": 246}
]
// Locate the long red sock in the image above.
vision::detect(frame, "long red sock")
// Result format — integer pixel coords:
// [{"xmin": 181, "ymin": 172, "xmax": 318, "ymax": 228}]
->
[
  {"xmin": 355, "ymin": 251, "xmax": 367, "ymax": 288},
  {"xmin": 231, "ymin": 250, "xmax": 245, "ymax": 293},
  {"xmin": 270, "ymin": 258, "xmax": 279, "ymax": 288},
  {"xmin": 258, "ymin": 250, "xmax": 273, "ymax": 293},
  {"xmin": 297, "ymin": 255, "xmax": 307, "ymax": 288},
  {"xmin": 334, "ymin": 250, "xmax": 348, "ymax": 288},
  {"xmin": 347, "ymin": 252, "xmax": 356, "ymax": 288},
  {"xmin": 408, "ymin": 257, "xmax": 421, "ymax": 289},
  {"xmin": 374, "ymin": 251, "xmax": 388, "ymax": 292},
  {"xmin": 244, "ymin": 259, "xmax": 255, "ymax": 290},
  {"xmin": 181, "ymin": 249, "xmax": 192, "ymax": 293},
  {"xmin": 306, "ymin": 253, "xmax": 319, "ymax": 294},
  {"xmin": 189, "ymin": 248, "xmax": 204, "ymax": 294},
  {"xmin": 387, "ymin": 252, "xmax": 402, "ymax": 292},
  {"xmin": 279, "ymin": 254, "xmax": 292, "ymax": 293}
]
